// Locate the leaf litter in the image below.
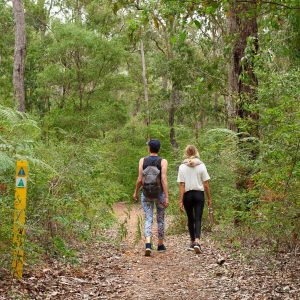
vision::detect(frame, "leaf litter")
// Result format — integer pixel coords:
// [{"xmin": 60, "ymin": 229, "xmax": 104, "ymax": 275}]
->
[{"xmin": 0, "ymin": 203, "xmax": 299, "ymax": 299}]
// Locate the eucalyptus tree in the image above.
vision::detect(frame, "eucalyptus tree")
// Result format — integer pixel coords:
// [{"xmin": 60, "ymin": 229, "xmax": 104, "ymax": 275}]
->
[
  {"xmin": 12, "ymin": 0, "xmax": 26, "ymax": 112},
  {"xmin": 226, "ymin": 0, "xmax": 259, "ymax": 138},
  {"xmin": 36, "ymin": 21, "xmax": 126, "ymax": 111},
  {"xmin": 115, "ymin": 0, "xmax": 207, "ymax": 147},
  {"xmin": 0, "ymin": 1, "xmax": 14, "ymax": 106}
]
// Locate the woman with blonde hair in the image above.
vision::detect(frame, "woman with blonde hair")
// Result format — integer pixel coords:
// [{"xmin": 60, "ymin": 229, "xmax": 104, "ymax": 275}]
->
[{"xmin": 177, "ymin": 145, "xmax": 213, "ymax": 253}]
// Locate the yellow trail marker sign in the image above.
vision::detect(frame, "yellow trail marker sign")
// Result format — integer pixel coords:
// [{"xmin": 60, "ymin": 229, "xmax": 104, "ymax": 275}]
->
[{"xmin": 12, "ymin": 160, "xmax": 28, "ymax": 278}]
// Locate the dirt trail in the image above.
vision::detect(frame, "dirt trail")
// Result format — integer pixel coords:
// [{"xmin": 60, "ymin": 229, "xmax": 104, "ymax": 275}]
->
[
  {"xmin": 112, "ymin": 202, "xmax": 300, "ymax": 300},
  {"xmin": 113, "ymin": 202, "xmax": 144, "ymax": 245},
  {"xmin": 1, "ymin": 202, "xmax": 299, "ymax": 299}
]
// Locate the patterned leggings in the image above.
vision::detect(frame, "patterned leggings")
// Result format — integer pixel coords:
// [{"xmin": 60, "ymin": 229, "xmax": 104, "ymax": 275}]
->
[{"xmin": 141, "ymin": 193, "xmax": 165, "ymax": 240}]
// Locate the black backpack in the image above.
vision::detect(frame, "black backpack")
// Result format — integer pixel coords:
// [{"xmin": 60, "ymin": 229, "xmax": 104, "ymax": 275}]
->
[{"xmin": 142, "ymin": 157, "xmax": 162, "ymax": 199}]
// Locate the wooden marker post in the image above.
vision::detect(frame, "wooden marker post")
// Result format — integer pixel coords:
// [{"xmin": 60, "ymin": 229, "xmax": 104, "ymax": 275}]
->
[{"xmin": 12, "ymin": 160, "xmax": 28, "ymax": 278}]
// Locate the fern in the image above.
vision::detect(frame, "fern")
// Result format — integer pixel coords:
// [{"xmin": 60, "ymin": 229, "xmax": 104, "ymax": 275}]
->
[
  {"xmin": 0, "ymin": 106, "xmax": 41, "ymax": 158},
  {"xmin": 11, "ymin": 121, "xmax": 41, "ymax": 139},
  {"xmin": 0, "ymin": 105, "xmax": 25, "ymax": 126},
  {"xmin": 14, "ymin": 155, "xmax": 57, "ymax": 174},
  {"xmin": 0, "ymin": 152, "xmax": 14, "ymax": 173},
  {"xmin": 206, "ymin": 128, "xmax": 238, "ymax": 136}
]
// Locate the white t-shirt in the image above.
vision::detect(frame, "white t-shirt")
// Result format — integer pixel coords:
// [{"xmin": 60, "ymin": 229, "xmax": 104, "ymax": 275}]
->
[{"xmin": 177, "ymin": 163, "xmax": 210, "ymax": 192}]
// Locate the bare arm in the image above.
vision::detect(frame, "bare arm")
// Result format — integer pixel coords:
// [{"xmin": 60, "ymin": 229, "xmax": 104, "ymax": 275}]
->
[
  {"xmin": 179, "ymin": 182, "xmax": 185, "ymax": 211},
  {"xmin": 133, "ymin": 158, "xmax": 144, "ymax": 200},
  {"xmin": 203, "ymin": 180, "xmax": 212, "ymax": 208},
  {"xmin": 161, "ymin": 159, "xmax": 169, "ymax": 207}
]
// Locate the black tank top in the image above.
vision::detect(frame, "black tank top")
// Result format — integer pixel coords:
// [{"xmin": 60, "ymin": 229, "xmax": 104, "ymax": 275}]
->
[
  {"xmin": 143, "ymin": 156, "xmax": 162, "ymax": 184},
  {"xmin": 143, "ymin": 156, "xmax": 162, "ymax": 170}
]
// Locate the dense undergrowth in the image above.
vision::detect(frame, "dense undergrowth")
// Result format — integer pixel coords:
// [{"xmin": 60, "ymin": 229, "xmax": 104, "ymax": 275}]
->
[
  {"xmin": 1, "ymin": 100, "xmax": 299, "ymax": 271},
  {"xmin": 1, "ymin": 0, "xmax": 299, "ymax": 273}
]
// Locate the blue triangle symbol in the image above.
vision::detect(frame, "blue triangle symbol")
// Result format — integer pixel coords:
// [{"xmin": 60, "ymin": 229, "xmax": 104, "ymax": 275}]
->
[{"xmin": 18, "ymin": 168, "xmax": 26, "ymax": 176}]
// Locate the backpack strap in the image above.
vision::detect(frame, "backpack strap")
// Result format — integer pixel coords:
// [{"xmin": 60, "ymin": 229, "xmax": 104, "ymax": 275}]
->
[
  {"xmin": 143, "ymin": 156, "xmax": 162, "ymax": 170},
  {"xmin": 155, "ymin": 157, "xmax": 162, "ymax": 169}
]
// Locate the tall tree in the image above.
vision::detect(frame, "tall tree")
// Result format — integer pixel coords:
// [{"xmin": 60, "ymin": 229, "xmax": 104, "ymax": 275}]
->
[
  {"xmin": 140, "ymin": 38, "xmax": 150, "ymax": 127},
  {"xmin": 12, "ymin": 0, "xmax": 26, "ymax": 112},
  {"xmin": 226, "ymin": 0, "xmax": 259, "ymax": 199},
  {"xmin": 227, "ymin": 0, "xmax": 258, "ymax": 136}
]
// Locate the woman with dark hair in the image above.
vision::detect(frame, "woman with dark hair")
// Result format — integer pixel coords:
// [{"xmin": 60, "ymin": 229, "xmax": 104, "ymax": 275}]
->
[{"xmin": 177, "ymin": 145, "xmax": 213, "ymax": 253}]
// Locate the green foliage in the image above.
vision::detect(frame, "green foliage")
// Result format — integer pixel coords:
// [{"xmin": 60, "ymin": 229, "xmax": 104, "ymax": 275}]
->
[
  {"xmin": 0, "ymin": 106, "xmax": 118, "ymax": 266},
  {"xmin": 0, "ymin": 107, "xmax": 42, "ymax": 267},
  {"xmin": 0, "ymin": 0, "xmax": 299, "ymax": 270},
  {"xmin": 31, "ymin": 21, "xmax": 127, "ymax": 112},
  {"xmin": 0, "ymin": 106, "xmax": 41, "ymax": 178}
]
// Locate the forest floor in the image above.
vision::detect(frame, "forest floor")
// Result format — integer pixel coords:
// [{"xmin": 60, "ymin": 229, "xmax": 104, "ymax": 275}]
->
[{"xmin": 1, "ymin": 202, "xmax": 299, "ymax": 300}]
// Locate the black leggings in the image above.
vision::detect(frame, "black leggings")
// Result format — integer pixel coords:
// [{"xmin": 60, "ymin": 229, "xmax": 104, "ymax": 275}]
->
[{"xmin": 183, "ymin": 190, "xmax": 205, "ymax": 241}]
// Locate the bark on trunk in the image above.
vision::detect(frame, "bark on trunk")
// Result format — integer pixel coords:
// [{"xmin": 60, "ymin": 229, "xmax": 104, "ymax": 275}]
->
[
  {"xmin": 140, "ymin": 39, "xmax": 150, "ymax": 126},
  {"xmin": 227, "ymin": 0, "xmax": 259, "ymax": 215},
  {"xmin": 74, "ymin": 49, "xmax": 83, "ymax": 110},
  {"xmin": 169, "ymin": 87, "xmax": 179, "ymax": 148},
  {"xmin": 12, "ymin": 0, "xmax": 26, "ymax": 112},
  {"xmin": 227, "ymin": 0, "xmax": 258, "ymax": 136},
  {"xmin": 164, "ymin": 27, "xmax": 179, "ymax": 148}
]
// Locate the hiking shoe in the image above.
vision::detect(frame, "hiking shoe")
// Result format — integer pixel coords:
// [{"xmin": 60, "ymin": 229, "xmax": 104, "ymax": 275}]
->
[
  {"xmin": 194, "ymin": 243, "xmax": 202, "ymax": 254},
  {"xmin": 188, "ymin": 242, "xmax": 196, "ymax": 251},
  {"xmin": 145, "ymin": 243, "xmax": 152, "ymax": 256},
  {"xmin": 157, "ymin": 244, "xmax": 167, "ymax": 252}
]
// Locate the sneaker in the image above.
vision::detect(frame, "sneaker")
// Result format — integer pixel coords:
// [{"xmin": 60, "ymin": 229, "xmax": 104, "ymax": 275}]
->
[
  {"xmin": 157, "ymin": 244, "xmax": 167, "ymax": 252},
  {"xmin": 194, "ymin": 243, "xmax": 202, "ymax": 254},
  {"xmin": 145, "ymin": 243, "xmax": 152, "ymax": 256},
  {"xmin": 188, "ymin": 242, "xmax": 196, "ymax": 251}
]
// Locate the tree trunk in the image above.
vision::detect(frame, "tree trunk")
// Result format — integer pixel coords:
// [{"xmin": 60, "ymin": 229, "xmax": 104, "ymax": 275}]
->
[
  {"xmin": 12, "ymin": 0, "xmax": 26, "ymax": 112},
  {"xmin": 169, "ymin": 87, "xmax": 179, "ymax": 148},
  {"xmin": 227, "ymin": 0, "xmax": 258, "ymax": 136},
  {"xmin": 163, "ymin": 26, "xmax": 179, "ymax": 148},
  {"xmin": 133, "ymin": 96, "xmax": 141, "ymax": 116},
  {"xmin": 140, "ymin": 39, "xmax": 150, "ymax": 126},
  {"xmin": 37, "ymin": 0, "xmax": 47, "ymax": 37},
  {"xmin": 227, "ymin": 0, "xmax": 259, "ymax": 220},
  {"xmin": 74, "ymin": 49, "xmax": 83, "ymax": 110},
  {"xmin": 195, "ymin": 120, "xmax": 200, "ymax": 140}
]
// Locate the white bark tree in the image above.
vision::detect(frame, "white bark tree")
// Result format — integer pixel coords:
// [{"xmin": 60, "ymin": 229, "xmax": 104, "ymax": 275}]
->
[
  {"xmin": 140, "ymin": 39, "xmax": 150, "ymax": 127},
  {"xmin": 12, "ymin": 0, "xmax": 26, "ymax": 112}
]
